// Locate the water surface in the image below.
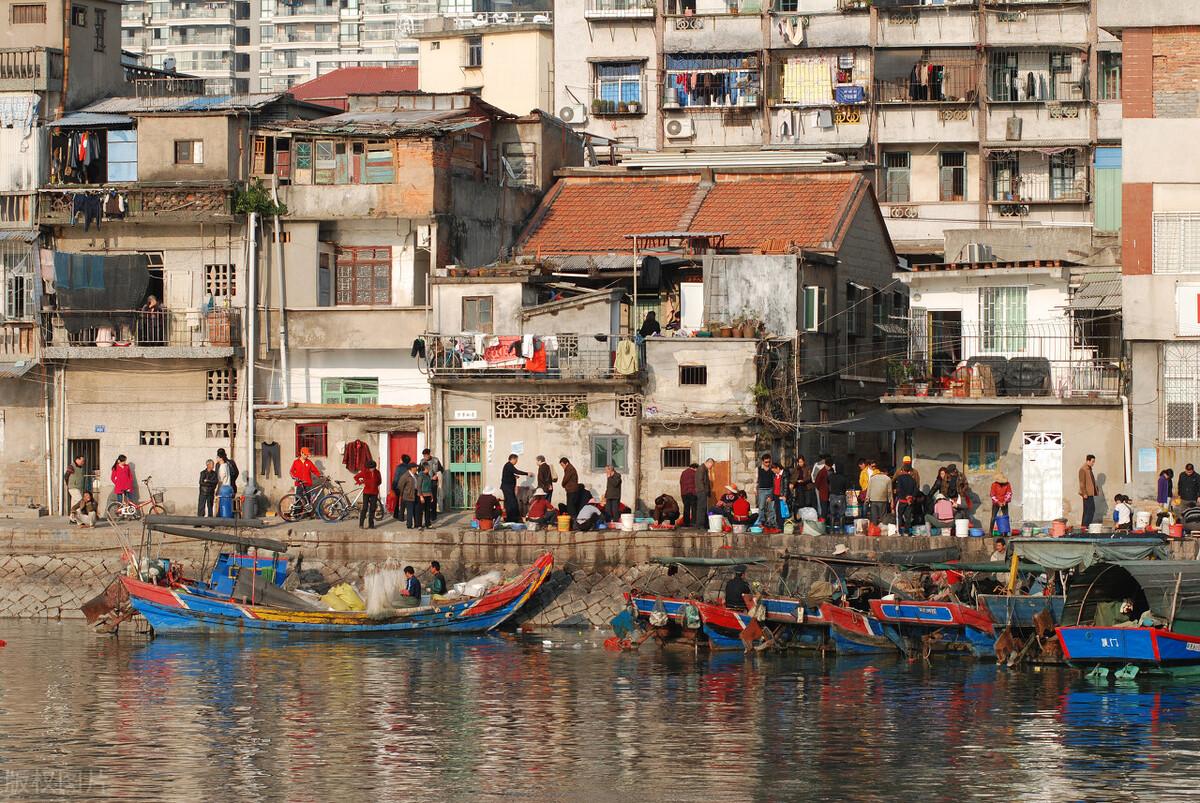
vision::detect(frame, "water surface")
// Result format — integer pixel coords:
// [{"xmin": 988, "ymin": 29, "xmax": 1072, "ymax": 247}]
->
[{"xmin": 1, "ymin": 621, "xmax": 1199, "ymax": 801}]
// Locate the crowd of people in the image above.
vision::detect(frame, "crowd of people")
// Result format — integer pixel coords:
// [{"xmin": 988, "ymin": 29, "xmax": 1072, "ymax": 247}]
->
[{"xmin": 472, "ymin": 455, "xmax": 631, "ymax": 532}]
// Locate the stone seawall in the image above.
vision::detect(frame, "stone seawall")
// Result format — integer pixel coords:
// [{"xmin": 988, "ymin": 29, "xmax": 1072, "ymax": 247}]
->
[{"xmin": 2, "ymin": 522, "xmax": 1195, "ymax": 627}]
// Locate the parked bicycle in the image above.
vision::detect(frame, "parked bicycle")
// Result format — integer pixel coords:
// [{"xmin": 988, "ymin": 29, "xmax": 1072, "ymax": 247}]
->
[
  {"xmin": 278, "ymin": 478, "xmax": 332, "ymax": 522},
  {"xmin": 317, "ymin": 479, "xmax": 365, "ymax": 523},
  {"xmin": 107, "ymin": 476, "xmax": 166, "ymax": 521}
]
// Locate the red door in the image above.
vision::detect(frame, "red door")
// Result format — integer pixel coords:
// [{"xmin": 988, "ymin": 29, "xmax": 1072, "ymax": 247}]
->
[{"xmin": 388, "ymin": 431, "xmax": 418, "ymax": 487}]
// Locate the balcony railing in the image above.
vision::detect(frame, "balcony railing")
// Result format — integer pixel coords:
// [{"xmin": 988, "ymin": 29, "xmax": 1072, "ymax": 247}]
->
[
  {"xmin": 0, "ymin": 48, "xmax": 64, "ymax": 91},
  {"xmin": 131, "ymin": 75, "xmax": 209, "ymax": 97},
  {"xmin": 164, "ymin": 5, "xmax": 235, "ymax": 20},
  {"xmin": 0, "ymin": 323, "xmax": 37, "ymax": 360},
  {"xmin": 585, "ymin": 0, "xmax": 655, "ymax": 19},
  {"xmin": 875, "ymin": 66, "xmax": 979, "ymax": 104},
  {"xmin": 39, "ymin": 186, "xmax": 235, "ymax": 224},
  {"xmin": 425, "ymin": 333, "xmax": 644, "ymax": 382},
  {"xmin": 276, "ymin": 2, "xmax": 339, "ymax": 17},
  {"xmin": 987, "ymin": 169, "xmax": 1088, "ymax": 204},
  {"xmin": 44, "ymin": 309, "xmax": 241, "ymax": 351},
  {"xmin": 894, "ymin": 321, "xmax": 1122, "ymax": 399}
]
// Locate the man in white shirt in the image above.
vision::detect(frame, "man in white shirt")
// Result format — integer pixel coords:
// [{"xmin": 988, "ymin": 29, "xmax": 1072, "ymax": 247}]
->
[{"xmin": 576, "ymin": 496, "xmax": 603, "ymax": 531}]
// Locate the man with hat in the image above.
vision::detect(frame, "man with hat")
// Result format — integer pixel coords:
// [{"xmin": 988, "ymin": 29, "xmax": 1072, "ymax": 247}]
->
[
  {"xmin": 724, "ymin": 565, "xmax": 752, "ymax": 611},
  {"xmin": 525, "ymin": 487, "xmax": 556, "ymax": 526},
  {"xmin": 900, "ymin": 455, "xmax": 920, "ymax": 488}
]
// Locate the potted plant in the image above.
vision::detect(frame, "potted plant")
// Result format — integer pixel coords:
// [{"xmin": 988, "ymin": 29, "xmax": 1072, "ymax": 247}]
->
[
  {"xmin": 592, "ymin": 98, "xmax": 603, "ymax": 115},
  {"xmin": 887, "ymin": 357, "xmax": 918, "ymax": 395},
  {"xmin": 618, "ymin": 101, "xmax": 629, "ymax": 114},
  {"xmin": 628, "ymin": 101, "xmax": 641, "ymax": 114}
]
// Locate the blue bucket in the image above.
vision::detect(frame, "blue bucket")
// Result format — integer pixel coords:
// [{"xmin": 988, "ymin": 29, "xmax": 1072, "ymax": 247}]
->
[
  {"xmin": 969, "ymin": 528, "xmax": 985, "ymax": 538},
  {"xmin": 844, "ymin": 525, "xmax": 855, "ymax": 535}
]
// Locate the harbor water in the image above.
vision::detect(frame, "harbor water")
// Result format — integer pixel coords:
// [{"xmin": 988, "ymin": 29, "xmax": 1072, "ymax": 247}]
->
[{"xmin": 2, "ymin": 620, "xmax": 1200, "ymax": 801}]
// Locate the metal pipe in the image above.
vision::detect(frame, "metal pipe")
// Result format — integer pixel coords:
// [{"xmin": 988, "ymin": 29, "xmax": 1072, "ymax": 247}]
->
[
  {"xmin": 244, "ymin": 212, "xmax": 259, "ymax": 517},
  {"xmin": 42, "ymin": 365, "xmax": 52, "ymax": 513},
  {"xmin": 1121, "ymin": 393, "xmax": 1131, "ymax": 485},
  {"xmin": 271, "ymin": 176, "xmax": 290, "ymax": 407},
  {"xmin": 57, "ymin": 0, "xmax": 70, "ymax": 117}
]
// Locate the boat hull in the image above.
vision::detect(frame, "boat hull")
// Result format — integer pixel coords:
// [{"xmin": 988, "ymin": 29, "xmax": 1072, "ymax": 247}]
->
[
  {"xmin": 123, "ymin": 553, "xmax": 553, "ymax": 636},
  {"xmin": 818, "ymin": 603, "xmax": 896, "ymax": 655},
  {"xmin": 870, "ymin": 599, "xmax": 996, "ymax": 659},
  {"xmin": 978, "ymin": 594, "xmax": 1065, "ymax": 629},
  {"xmin": 627, "ymin": 595, "xmax": 752, "ymax": 651},
  {"xmin": 1058, "ymin": 626, "xmax": 1200, "ymax": 676}
]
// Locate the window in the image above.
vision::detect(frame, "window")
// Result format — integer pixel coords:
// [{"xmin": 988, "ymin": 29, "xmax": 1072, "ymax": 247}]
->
[
  {"xmin": 964, "ymin": 432, "xmax": 1000, "ymax": 472},
  {"xmin": 679, "ymin": 365, "xmax": 708, "ymax": 385},
  {"xmin": 979, "ymin": 287, "xmax": 1027, "ymax": 352},
  {"xmin": 260, "ymin": 51, "xmax": 272, "ymax": 68},
  {"xmin": 259, "ymin": 78, "xmax": 273, "ymax": 92},
  {"xmin": 1099, "ymin": 51, "xmax": 1121, "ymax": 100},
  {"xmin": 11, "ymin": 3, "xmax": 47, "ymax": 23},
  {"xmin": 321, "ymin": 377, "xmax": 379, "ymax": 405},
  {"xmin": 775, "ymin": 0, "xmax": 798, "ymax": 11},
  {"xmin": 662, "ymin": 448, "xmax": 691, "ymax": 469},
  {"xmin": 939, "ymin": 151, "xmax": 966, "ymax": 202},
  {"xmin": 803, "ymin": 285, "xmax": 826, "ymax": 332},
  {"xmin": 139, "ymin": 430, "xmax": 170, "ymax": 446},
  {"xmin": 871, "ymin": 289, "xmax": 886, "ymax": 332},
  {"xmin": 990, "ymin": 153, "xmax": 1020, "ymax": 201},
  {"xmin": 71, "ymin": 4, "xmax": 86, "ymax": 26},
  {"xmin": 1164, "ymin": 344, "xmax": 1200, "ymax": 441},
  {"xmin": 595, "ymin": 62, "xmax": 643, "ymax": 110},
  {"xmin": 205, "ymin": 264, "xmax": 235, "ymax": 297},
  {"xmin": 174, "ymin": 140, "xmax": 203, "ymax": 165},
  {"xmin": 665, "ymin": 53, "xmax": 760, "ymax": 109},
  {"xmin": 295, "ymin": 423, "xmax": 329, "ymax": 457},
  {"xmin": 466, "ymin": 36, "xmax": 482, "ymax": 68},
  {"xmin": 1153, "ymin": 213, "xmax": 1200, "ymax": 275},
  {"xmin": 94, "ymin": 8, "xmax": 106, "ymax": 51},
  {"xmin": 501, "ymin": 142, "xmax": 536, "ymax": 186},
  {"xmin": 335, "ymin": 246, "xmax": 390, "ymax": 305},
  {"xmin": 260, "ymin": 23, "xmax": 273, "ymax": 42},
  {"xmin": 884, "ymin": 152, "xmax": 910, "ymax": 203},
  {"xmin": 1049, "ymin": 152, "xmax": 1077, "ymax": 200},
  {"xmin": 462, "ymin": 296, "xmax": 493, "ymax": 333},
  {"xmin": 271, "ymin": 230, "xmax": 291, "ymax": 243},
  {"xmin": 206, "ymin": 368, "xmax": 237, "ymax": 401},
  {"xmin": 431, "ymin": 41, "xmax": 440, "ymax": 50},
  {"xmin": 314, "ymin": 140, "xmax": 335, "ymax": 184},
  {"xmin": 365, "ymin": 142, "xmax": 394, "ymax": 184},
  {"xmin": 206, "ymin": 422, "xmax": 234, "ymax": 439},
  {"xmin": 846, "ymin": 283, "xmax": 868, "ymax": 336},
  {"xmin": 591, "ymin": 434, "xmax": 628, "ymax": 471},
  {"xmin": 106, "ymin": 130, "xmax": 137, "ymax": 182}
]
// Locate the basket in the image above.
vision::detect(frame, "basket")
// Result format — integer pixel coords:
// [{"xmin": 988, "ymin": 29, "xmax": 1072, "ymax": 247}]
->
[{"xmin": 150, "ymin": 489, "xmax": 166, "ymax": 504}]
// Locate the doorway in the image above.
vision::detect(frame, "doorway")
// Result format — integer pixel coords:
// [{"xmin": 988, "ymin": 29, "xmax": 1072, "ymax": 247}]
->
[
  {"xmin": 1021, "ymin": 432, "xmax": 1063, "ymax": 522},
  {"xmin": 387, "ymin": 430, "xmax": 418, "ymax": 490},
  {"xmin": 928, "ymin": 311, "xmax": 963, "ymax": 381},
  {"xmin": 66, "ymin": 438, "xmax": 100, "ymax": 497},
  {"xmin": 447, "ymin": 425, "xmax": 482, "ymax": 509},
  {"xmin": 699, "ymin": 441, "xmax": 731, "ymax": 507}
]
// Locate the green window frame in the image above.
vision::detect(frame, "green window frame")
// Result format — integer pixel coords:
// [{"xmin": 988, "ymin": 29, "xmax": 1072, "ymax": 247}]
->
[
  {"xmin": 321, "ymin": 377, "xmax": 378, "ymax": 405},
  {"xmin": 591, "ymin": 434, "xmax": 628, "ymax": 472},
  {"xmin": 964, "ymin": 432, "xmax": 1000, "ymax": 472},
  {"xmin": 802, "ymin": 285, "xmax": 826, "ymax": 333}
]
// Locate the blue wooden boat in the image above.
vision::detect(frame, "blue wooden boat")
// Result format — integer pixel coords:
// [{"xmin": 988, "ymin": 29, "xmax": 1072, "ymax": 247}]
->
[
  {"xmin": 979, "ymin": 594, "xmax": 1065, "ymax": 629},
  {"xmin": 870, "ymin": 598, "xmax": 996, "ymax": 659},
  {"xmin": 820, "ymin": 603, "xmax": 896, "ymax": 654},
  {"xmin": 624, "ymin": 593, "xmax": 753, "ymax": 651},
  {"xmin": 1056, "ymin": 560, "xmax": 1200, "ymax": 678},
  {"xmin": 122, "ymin": 552, "xmax": 554, "ymax": 636}
]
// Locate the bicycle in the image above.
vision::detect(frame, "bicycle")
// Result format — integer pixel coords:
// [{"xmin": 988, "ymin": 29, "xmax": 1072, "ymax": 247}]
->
[
  {"xmin": 277, "ymin": 477, "xmax": 331, "ymax": 522},
  {"xmin": 317, "ymin": 479, "xmax": 365, "ymax": 523},
  {"xmin": 107, "ymin": 476, "xmax": 166, "ymax": 521}
]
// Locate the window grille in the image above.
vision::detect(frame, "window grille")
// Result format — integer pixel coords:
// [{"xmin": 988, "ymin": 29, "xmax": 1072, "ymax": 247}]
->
[
  {"xmin": 206, "ymin": 369, "xmax": 237, "ymax": 401},
  {"xmin": 206, "ymin": 422, "xmax": 234, "ymax": 439},
  {"xmin": 139, "ymin": 430, "xmax": 170, "ymax": 446},
  {"xmin": 617, "ymin": 395, "xmax": 642, "ymax": 418},
  {"xmin": 494, "ymin": 395, "xmax": 587, "ymax": 419}
]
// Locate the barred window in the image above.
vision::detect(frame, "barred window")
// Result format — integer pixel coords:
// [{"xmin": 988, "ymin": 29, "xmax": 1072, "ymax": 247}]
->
[
  {"xmin": 662, "ymin": 448, "xmax": 691, "ymax": 469},
  {"xmin": 336, "ymin": 246, "xmax": 390, "ymax": 305},
  {"xmin": 1163, "ymin": 343, "xmax": 1200, "ymax": 442},
  {"xmin": 494, "ymin": 395, "xmax": 587, "ymax": 419},
  {"xmin": 295, "ymin": 422, "xmax": 328, "ymax": 456},
  {"xmin": 1153, "ymin": 213, "xmax": 1200, "ymax": 275},
  {"xmin": 206, "ymin": 368, "xmax": 237, "ymax": 401},
  {"xmin": 205, "ymin": 264, "xmax": 235, "ymax": 297},
  {"xmin": 679, "ymin": 365, "xmax": 708, "ymax": 385},
  {"xmin": 139, "ymin": 430, "xmax": 170, "ymax": 446},
  {"xmin": 617, "ymin": 395, "xmax": 641, "ymax": 418}
]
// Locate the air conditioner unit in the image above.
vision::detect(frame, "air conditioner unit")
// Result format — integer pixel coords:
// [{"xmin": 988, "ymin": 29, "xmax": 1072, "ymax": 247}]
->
[
  {"xmin": 965, "ymin": 243, "xmax": 994, "ymax": 263},
  {"xmin": 1006, "ymin": 115, "xmax": 1023, "ymax": 141},
  {"xmin": 558, "ymin": 104, "xmax": 588, "ymax": 125},
  {"xmin": 664, "ymin": 117, "xmax": 694, "ymax": 140}
]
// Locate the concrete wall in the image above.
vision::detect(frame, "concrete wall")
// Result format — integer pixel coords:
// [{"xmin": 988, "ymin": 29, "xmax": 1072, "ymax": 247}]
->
[
  {"xmin": 875, "ymin": 6, "xmax": 978, "ymax": 47},
  {"xmin": 643, "ymin": 338, "xmax": 756, "ymax": 419},
  {"xmin": 904, "ymin": 268, "xmax": 1069, "ymax": 326},
  {"xmin": 639, "ymin": 423, "xmax": 757, "ymax": 508},
  {"xmin": 0, "ymin": 117, "xmax": 45, "ymax": 192},
  {"xmin": 523, "ymin": 292, "xmax": 620, "ymax": 337},
  {"xmin": 986, "ymin": 6, "xmax": 1090, "ymax": 47},
  {"xmin": 876, "ymin": 106, "xmax": 979, "ymax": 145},
  {"xmin": 880, "ymin": 145, "xmax": 981, "ymax": 204},
  {"xmin": 430, "ymin": 279, "xmax": 525, "ymax": 334},
  {"xmin": 1124, "ymin": 119, "xmax": 1200, "ymax": 185},
  {"xmin": 135, "ymin": 116, "xmax": 243, "ymax": 184},
  {"xmin": 943, "ymin": 226, "xmax": 1099, "ymax": 264},
  {"xmin": 417, "ymin": 26, "xmax": 553, "ymax": 116},
  {"xmin": 65, "ymin": 0, "xmax": 126, "ymax": 108},
  {"xmin": 703, "ymin": 255, "xmax": 799, "ymax": 338},
  {"xmin": 0, "ymin": 371, "xmax": 48, "ymax": 509}
]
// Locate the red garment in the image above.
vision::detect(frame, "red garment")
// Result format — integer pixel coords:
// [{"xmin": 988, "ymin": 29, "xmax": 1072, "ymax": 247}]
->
[
  {"xmin": 990, "ymin": 482, "xmax": 1012, "ymax": 506},
  {"xmin": 355, "ymin": 467, "xmax": 382, "ymax": 495},
  {"xmin": 680, "ymin": 466, "xmax": 696, "ymax": 496},
  {"xmin": 527, "ymin": 497, "xmax": 553, "ymax": 519},
  {"xmin": 814, "ymin": 465, "xmax": 830, "ymax": 501},
  {"xmin": 291, "ymin": 457, "xmax": 319, "ymax": 485},
  {"xmin": 732, "ymin": 497, "xmax": 751, "ymax": 519},
  {"xmin": 110, "ymin": 463, "xmax": 134, "ymax": 495},
  {"xmin": 773, "ymin": 474, "xmax": 783, "ymax": 496},
  {"xmin": 524, "ymin": 344, "xmax": 547, "ymax": 373},
  {"xmin": 342, "ymin": 439, "xmax": 372, "ymax": 473}
]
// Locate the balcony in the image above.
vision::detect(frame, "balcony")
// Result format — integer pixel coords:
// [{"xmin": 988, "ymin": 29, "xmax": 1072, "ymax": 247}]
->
[
  {"xmin": 663, "ymin": 11, "xmax": 764, "ymax": 52},
  {"xmin": 887, "ymin": 320, "xmax": 1122, "ymax": 402},
  {"xmin": 986, "ymin": 4, "xmax": 1089, "ymax": 46},
  {"xmin": 987, "ymin": 151, "xmax": 1088, "ymax": 206},
  {"xmin": 985, "ymin": 101, "xmax": 1090, "ymax": 143},
  {"xmin": 164, "ymin": 5, "xmax": 236, "ymax": 24},
  {"xmin": 875, "ymin": 4, "xmax": 980, "ymax": 47},
  {"xmin": 275, "ymin": 2, "xmax": 340, "ymax": 20},
  {"xmin": 39, "ymin": 185, "xmax": 236, "ymax": 226},
  {"xmin": 42, "ymin": 309, "xmax": 242, "ymax": 359},
  {"xmin": 585, "ymin": 0, "xmax": 655, "ymax": 20},
  {"xmin": 425, "ymin": 333, "xmax": 645, "ymax": 385},
  {"xmin": 0, "ymin": 48, "xmax": 64, "ymax": 93}
]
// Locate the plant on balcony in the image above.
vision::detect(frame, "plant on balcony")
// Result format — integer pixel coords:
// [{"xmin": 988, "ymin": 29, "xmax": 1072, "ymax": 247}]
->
[
  {"xmin": 571, "ymin": 401, "xmax": 589, "ymax": 420},
  {"xmin": 234, "ymin": 179, "xmax": 288, "ymax": 218},
  {"xmin": 618, "ymin": 102, "xmax": 629, "ymax": 114},
  {"xmin": 750, "ymin": 382, "xmax": 771, "ymax": 402},
  {"xmin": 592, "ymin": 98, "xmax": 603, "ymax": 115}
]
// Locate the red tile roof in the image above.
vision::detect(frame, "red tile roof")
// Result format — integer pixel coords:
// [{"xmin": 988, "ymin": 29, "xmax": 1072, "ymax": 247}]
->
[
  {"xmin": 517, "ymin": 173, "xmax": 867, "ymax": 256},
  {"xmin": 289, "ymin": 67, "xmax": 418, "ymax": 111}
]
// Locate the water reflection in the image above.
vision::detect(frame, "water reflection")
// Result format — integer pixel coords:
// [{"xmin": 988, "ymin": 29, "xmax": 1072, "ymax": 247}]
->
[{"xmin": 2, "ymin": 622, "xmax": 1200, "ymax": 801}]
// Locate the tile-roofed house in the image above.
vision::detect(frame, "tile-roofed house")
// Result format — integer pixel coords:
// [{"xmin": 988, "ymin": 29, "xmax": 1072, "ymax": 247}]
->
[{"xmin": 289, "ymin": 67, "xmax": 419, "ymax": 112}]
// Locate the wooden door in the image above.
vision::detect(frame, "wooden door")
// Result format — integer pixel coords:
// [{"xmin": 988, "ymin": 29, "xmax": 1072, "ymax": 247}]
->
[
  {"xmin": 388, "ymin": 431, "xmax": 418, "ymax": 488},
  {"xmin": 699, "ymin": 442, "xmax": 731, "ymax": 505}
]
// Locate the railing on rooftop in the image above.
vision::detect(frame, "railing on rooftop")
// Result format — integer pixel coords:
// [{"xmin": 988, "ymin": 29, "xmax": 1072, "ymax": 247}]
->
[
  {"xmin": 585, "ymin": 0, "xmax": 654, "ymax": 19},
  {"xmin": 39, "ymin": 186, "xmax": 234, "ymax": 223},
  {"xmin": 425, "ymin": 333, "xmax": 643, "ymax": 382},
  {"xmin": 0, "ymin": 48, "xmax": 63, "ymax": 83},
  {"xmin": 132, "ymin": 75, "xmax": 209, "ymax": 96},
  {"xmin": 44, "ymin": 309, "xmax": 241, "ymax": 350}
]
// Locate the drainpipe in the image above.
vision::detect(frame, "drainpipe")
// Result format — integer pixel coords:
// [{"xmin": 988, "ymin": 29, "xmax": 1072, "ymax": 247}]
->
[
  {"xmin": 43, "ymin": 365, "xmax": 52, "ymax": 512},
  {"xmin": 243, "ymin": 212, "xmax": 259, "ymax": 517},
  {"xmin": 57, "ymin": 0, "xmax": 70, "ymax": 117},
  {"xmin": 271, "ymin": 176, "xmax": 290, "ymax": 407},
  {"xmin": 1121, "ymin": 393, "xmax": 1131, "ymax": 486}
]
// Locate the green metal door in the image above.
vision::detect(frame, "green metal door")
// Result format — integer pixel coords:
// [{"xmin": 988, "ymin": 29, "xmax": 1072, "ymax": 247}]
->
[
  {"xmin": 1094, "ymin": 148, "xmax": 1122, "ymax": 233},
  {"xmin": 447, "ymin": 425, "xmax": 482, "ymax": 509}
]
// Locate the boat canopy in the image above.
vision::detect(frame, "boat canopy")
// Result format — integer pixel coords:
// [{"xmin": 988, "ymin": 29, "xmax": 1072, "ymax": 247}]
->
[
  {"xmin": 1062, "ymin": 561, "xmax": 1200, "ymax": 636},
  {"xmin": 650, "ymin": 556, "xmax": 771, "ymax": 567},
  {"xmin": 1011, "ymin": 537, "xmax": 1167, "ymax": 571}
]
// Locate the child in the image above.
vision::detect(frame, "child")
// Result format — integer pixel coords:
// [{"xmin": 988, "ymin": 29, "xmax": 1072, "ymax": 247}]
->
[{"xmin": 1113, "ymin": 494, "xmax": 1133, "ymax": 531}]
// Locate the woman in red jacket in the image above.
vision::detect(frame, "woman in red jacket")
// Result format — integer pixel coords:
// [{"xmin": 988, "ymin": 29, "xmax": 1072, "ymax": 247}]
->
[
  {"xmin": 110, "ymin": 454, "xmax": 134, "ymax": 503},
  {"xmin": 989, "ymin": 473, "xmax": 1013, "ymax": 535},
  {"xmin": 354, "ymin": 459, "xmax": 383, "ymax": 529}
]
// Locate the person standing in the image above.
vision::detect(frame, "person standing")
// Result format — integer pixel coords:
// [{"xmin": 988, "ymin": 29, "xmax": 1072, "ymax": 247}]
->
[
  {"xmin": 989, "ymin": 473, "xmax": 1013, "ymax": 535},
  {"xmin": 638, "ymin": 311, "xmax": 661, "ymax": 338},
  {"xmin": 755, "ymin": 453, "xmax": 775, "ymax": 528},
  {"xmin": 560, "ymin": 457, "xmax": 581, "ymax": 517},
  {"xmin": 354, "ymin": 459, "xmax": 383, "ymax": 529},
  {"xmin": 827, "ymin": 463, "xmax": 848, "ymax": 529},
  {"xmin": 603, "ymin": 465, "xmax": 622, "ymax": 522},
  {"xmin": 813, "ymin": 456, "xmax": 830, "ymax": 519},
  {"xmin": 1178, "ymin": 464, "xmax": 1200, "ymax": 510},
  {"xmin": 893, "ymin": 463, "xmax": 919, "ymax": 529},
  {"xmin": 1158, "ymin": 468, "xmax": 1175, "ymax": 511},
  {"xmin": 1079, "ymin": 454, "xmax": 1098, "ymax": 527},
  {"xmin": 693, "ymin": 458, "xmax": 714, "ymax": 529},
  {"xmin": 110, "ymin": 455, "xmax": 134, "ymax": 505},
  {"xmin": 535, "ymin": 455, "xmax": 555, "ymax": 504},
  {"xmin": 500, "ymin": 454, "xmax": 527, "ymax": 523},
  {"xmin": 391, "ymin": 453, "xmax": 414, "ymax": 521},
  {"xmin": 794, "ymin": 455, "xmax": 813, "ymax": 511},
  {"xmin": 417, "ymin": 464, "xmax": 435, "ymax": 529},
  {"xmin": 65, "ymin": 455, "xmax": 87, "ymax": 522},
  {"xmin": 420, "ymin": 449, "xmax": 443, "ymax": 523},
  {"xmin": 216, "ymin": 447, "xmax": 239, "ymax": 494},
  {"xmin": 865, "ymin": 465, "xmax": 892, "ymax": 526},
  {"xmin": 680, "ymin": 463, "xmax": 697, "ymax": 528},
  {"xmin": 197, "ymin": 459, "xmax": 219, "ymax": 517},
  {"xmin": 290, "ymin": 448, "xmax": 319, "ymax": 493},
  {"xmin": 397, "ymin": 464, "xmax": 419, "ymax": 529}
]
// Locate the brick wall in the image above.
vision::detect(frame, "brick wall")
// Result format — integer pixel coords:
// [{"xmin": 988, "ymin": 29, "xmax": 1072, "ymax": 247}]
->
[
  {"xmin": 1153, "ymin": 26, "xmax": 1200, "ymax": 119},
  {"xmin": 1123, "ymin": 28, "xmax": 1154, "ymax": 119},
  {"xmin": 1122, "ymin": 183, "xmax": 1153, "ymax": 276}
]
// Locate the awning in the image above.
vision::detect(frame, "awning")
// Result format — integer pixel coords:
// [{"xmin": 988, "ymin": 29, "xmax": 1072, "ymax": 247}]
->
[
  {"xmin": 0, "ymin": 230, "xmax": 39, "ymax": 243},
  {"xmin": 0, "ymin": 361, "xmax": 36, "ymax": 379},
  {"xmin": 1063, "ymin": 560, "xmax": 1200, "ymax": 629},
  {"xmin": 1068, "ymin": 278, "xmax": 1121, "ymax": 310},
  {"xmin": 1013, "ymin": 537, "xmax": 1168, "ymax": 571},
  {"xmin": 827, "ymin": 405, "xmax": 1018, "ymax": 433},
  {"xmin": 48, "ymin": 112, "xmax": 134, "ymax": 128}
]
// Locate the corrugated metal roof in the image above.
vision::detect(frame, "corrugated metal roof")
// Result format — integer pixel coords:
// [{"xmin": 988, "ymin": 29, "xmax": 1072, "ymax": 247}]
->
[
  {"xmin": 82, "ymin": 93, "xmax": 287, "ymax": 114},
  {"xmin": 0, "ymin": 361, "xmax": 35, "ymax": 379},
  {"xmin": 1069, "ymin": 278, "xmax": 1122, "ymax": 310},
  {"xmin": 49, "ymin": 113, "xmax": 134, "ymax": 128},
  {"xmin": 275, "ymin": 109, "xmax": 486, "ymax": 136},
  {"xmin": 0, "ymin": 230, "xmax": 39, "ymax": 243}
]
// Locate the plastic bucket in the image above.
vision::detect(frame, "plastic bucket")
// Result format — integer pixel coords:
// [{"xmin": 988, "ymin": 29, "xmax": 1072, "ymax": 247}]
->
[
  {"xmin": 1171, "ymin": 523, "xmax": 1185, "ymax": 538},
  {"xmin": 478, "ymin": 519, "xmax": 494, "ymax": 531},
  {"xmin": 1088, "ymin": 523, "xmax": 1104, "ymax": 535},
  {"xmin": 557, "ymin": 514, "xmax": 572, "ymax": 532},
  {"xmin": 732, "ymin": 524, "xmax": 747, "ymax": 534},
  {"xmin": 1135, "ymin": 511, "xmax": 1152, "ymax": 530},
  {"xmin": 969, "ymin": 528, "xmax": 984, "ymax": 538},
  {"xmin": 708, "ymin": 514, "xmax": 726, "ymax": 533},
  {"xmin": 1051, "ymin": 520, "xmax": 1067, "ymax": 537},
  {"xmin": 620, "ymin": 513, "xmax": 635, "ymax": 532},
  {"xmin": 954, "ymin": 519, "xmax": 969, "ymax": 538},
  {"xmin": 884, "ymin": 524, "xmax": 897, "ymax": 537}
]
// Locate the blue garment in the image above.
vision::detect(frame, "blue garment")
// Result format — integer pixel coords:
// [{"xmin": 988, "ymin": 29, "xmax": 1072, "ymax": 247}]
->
[
  {"xmin": 53, "ymin": 252, "xmax": 70, "ymax": 289},
  {"xmin": 405, "ymin": 576, "xmax": 421, "ymax": 597}
]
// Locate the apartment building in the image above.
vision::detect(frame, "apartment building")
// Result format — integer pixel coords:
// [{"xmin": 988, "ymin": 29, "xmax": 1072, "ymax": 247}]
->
[
  {"xmin": 1101, "ymin": 1, "xmax": 1200, "ymax": 497},
  {"xmin": 554, "ymin": 0, "xmax": 1120, "ymax": 259}
]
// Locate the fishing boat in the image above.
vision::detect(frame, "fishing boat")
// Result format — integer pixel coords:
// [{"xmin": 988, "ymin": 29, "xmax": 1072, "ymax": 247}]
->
[
  {"xmin": 818, "ymin": 602, "xmax": 895, "ymax": 654},
  {"xmin": 88, "ymin": 514, "xmax": 554, "ymax": 636},
  {"xmin": 870, "ymin": 597, "xmax": 996, "ymax": 659},
  {"xmin": 1056, "ymin": 560, "xmax": 1200, "ymax": 678}
]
